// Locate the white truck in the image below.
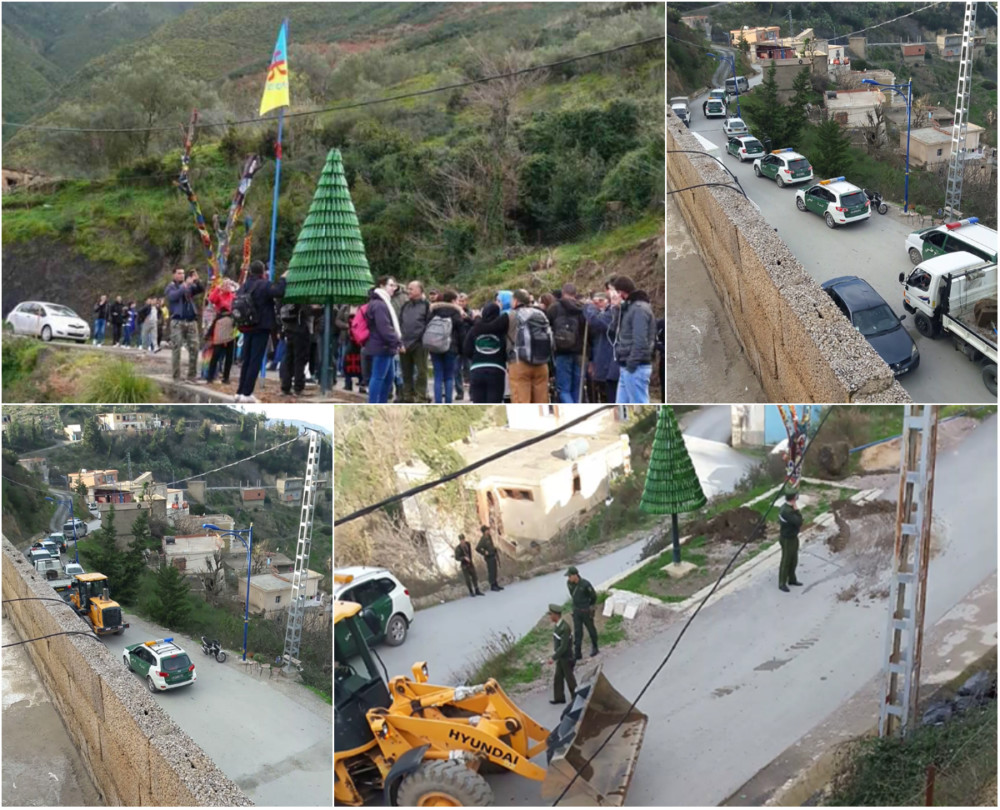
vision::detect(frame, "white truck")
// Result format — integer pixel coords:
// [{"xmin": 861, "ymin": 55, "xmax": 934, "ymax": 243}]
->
[
  {"xmin": 669, "ymin": 96, "xmax": 690, "ymax": 127},
  {"xmin": 899, "ymin": 252, "xmax": 998, "ymax": 394}
]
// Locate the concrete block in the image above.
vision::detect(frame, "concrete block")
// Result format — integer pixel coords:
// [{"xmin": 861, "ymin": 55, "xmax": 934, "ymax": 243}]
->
[
  {"xmin": 602, "ymin": 599, "xmax": 615, "ymax": 618},
  {"xmin": 662, "ymin": 560, "xmax": 698, "ymax": 579},
  {"xmin": 623, "ymin": 602, "xmax": 639, "ymax": 620}
]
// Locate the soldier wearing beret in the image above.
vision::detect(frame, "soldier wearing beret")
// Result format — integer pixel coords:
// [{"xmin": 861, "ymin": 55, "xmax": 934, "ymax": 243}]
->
[
  {"xmin": 566, "ymin": 565, "xmax": 599, "ymax": 660},
  {"xmin": 778, "ymin": 491, "xmax": 804, "ymax": 592},
  {"xmin": 548, "ymin": 603, "xmax": 576, "ymax": 704}
]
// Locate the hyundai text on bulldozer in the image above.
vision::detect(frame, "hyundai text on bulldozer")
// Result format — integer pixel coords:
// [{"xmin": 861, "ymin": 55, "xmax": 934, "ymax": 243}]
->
[
  {"xmin": 69, "ymin": 572, "xmax": 129, "ymax": 636},
  {"xmin": 334, "ymin": 600, "xmax": 647, "ymax": 806}
]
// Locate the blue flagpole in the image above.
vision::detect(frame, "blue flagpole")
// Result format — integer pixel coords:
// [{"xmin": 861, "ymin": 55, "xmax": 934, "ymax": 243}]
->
[{"xmin": 262, "ymin": 18, "xmax": 288, "ymax": 379}]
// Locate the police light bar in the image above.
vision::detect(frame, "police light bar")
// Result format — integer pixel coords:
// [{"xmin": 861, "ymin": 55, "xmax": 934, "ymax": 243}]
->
[
  {"xmin": 145, "ymin": 637, "xmax": 173, "ymax": 646},
  {"xmin": 819, "ymin": 176, "xmax": 845, "ymax": 185},
  {"xmin": 945, "ymin": 217, "xmax": 979, "ymax": 230},
  {"xmin": 771, "ymin": 148, "xmax": 794, "ymax": 153}
]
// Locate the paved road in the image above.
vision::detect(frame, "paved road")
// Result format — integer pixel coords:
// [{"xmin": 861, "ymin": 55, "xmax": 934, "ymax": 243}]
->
[
  {"xmin": 120, "ymin": 615, "xmax": 332, "ymax": 806},
  {"xmin": 684, "ymin": 88, "xmax": 992, "ymax": 404},
  {"xmin": 679, "ymin": 405, "xmax": 733, "ymax": 442},
  {"xmin": 376, "ymin": 407, "xmax": 757, "ymax": 683},
  {"xmin": 486, "ymin": 415, "xmax": 998, "ymax": 806}
]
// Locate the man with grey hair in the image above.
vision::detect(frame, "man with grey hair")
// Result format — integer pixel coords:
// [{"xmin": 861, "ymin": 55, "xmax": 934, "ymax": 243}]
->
[{"xmin": 399, "ymin": 280, "xmax": 431, "ymax": 402}]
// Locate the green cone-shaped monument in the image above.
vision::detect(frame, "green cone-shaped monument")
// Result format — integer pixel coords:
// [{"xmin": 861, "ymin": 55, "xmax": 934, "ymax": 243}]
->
[
  {"xmin": 283, "ymin": 148, "xmax": 373, "ymax": 303},
  {"xmin": 640, "ymin": 406, "xmax": 707, "ymax": 515}
]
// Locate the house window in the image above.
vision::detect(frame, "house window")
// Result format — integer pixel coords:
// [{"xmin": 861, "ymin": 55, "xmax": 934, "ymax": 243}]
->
[
  {"xmin": 936, "ymin": 149, "xmax": 943, "ymax": 156},
  {"xmin": 573, "ymin": 474, "xmax": 581, "ymax": 494},
  {"xmin": 275, "ymin": 595, "xmax": 281, "ymax": 604},
  {"xmin": 500, "ymin": 488, "xmax": 534, "ymax": 501}
]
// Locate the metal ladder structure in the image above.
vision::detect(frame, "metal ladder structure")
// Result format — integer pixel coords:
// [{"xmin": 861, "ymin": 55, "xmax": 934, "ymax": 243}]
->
[
  {"xmin": 282, "ymin": 429, "xmax": 322, "ymax": 667},
  {"xmin": 943, "ymin": 1, "xmax": 977, "ymax": 220},
  {"xmin": 878, "ymin": 405, "xmax": 939, "ymax": 737}
]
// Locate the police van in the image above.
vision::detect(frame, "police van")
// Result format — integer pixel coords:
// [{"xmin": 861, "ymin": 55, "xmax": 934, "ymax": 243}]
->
[
  {"xmin": 725, "ymin": 75, "xmax": 749, "ymax": 100},
  {"xmin": 905, "ymin": 217, "xmax": 998, "ymax": 266}
]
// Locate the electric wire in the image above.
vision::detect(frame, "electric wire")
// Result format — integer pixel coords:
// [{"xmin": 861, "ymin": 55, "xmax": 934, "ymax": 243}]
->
[
  {"xmin": 550, "ymin": 405, "xmax": 835, "ymax": 805},
  {"xmin": 333, "ymin": 406, "xmax": 618, "ymax": 527},
  {"xmin": 5, "ymin": 35, "xmax": 664, "ymax": 135},
  {"xmin": 2, "ymin": 630, "xmax": 104, "ymax": 648}
]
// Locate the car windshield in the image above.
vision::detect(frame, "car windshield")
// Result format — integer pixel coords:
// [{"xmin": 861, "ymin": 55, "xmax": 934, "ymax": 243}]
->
[
  {"xmin": 854, "ymin": 304, "xmax": 900, "ymax": 336},
  {"xmin": 161, "ymin": 654, "xmax": 192, "ymax": 672},
  {"xmin": 743, "ymin": 139, "xmax": 762, "ymax": 151},
  {"xmin": 841, "ymin": 191, "xmax": 867, "ymax": 208},
  {"xmin": 788, "ymin": 159, "xmax": 810, "ymax": 171},
  {"xmin": 46, "ymin": 305, "xmax": 78, "ymax": 318},
  {"xmin": 707, "ymin": 101, "xmax": 724, "ymax": 109}
]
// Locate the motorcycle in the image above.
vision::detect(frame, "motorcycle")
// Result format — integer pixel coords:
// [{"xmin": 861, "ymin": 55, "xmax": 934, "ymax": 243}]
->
[
  {"xmin": 864, "ymin": 188, "xmax": 889, "ymax": 215},
  {"xmin": 200, "ymin": 636, "xmax": 227, "ymax": 663}
]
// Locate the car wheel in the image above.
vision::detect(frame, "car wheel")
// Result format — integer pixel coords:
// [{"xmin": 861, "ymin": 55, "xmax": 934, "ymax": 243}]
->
[
  {"xmin": 796, "ymin": 197, "xmax": 807, "ymax": 212},
  {"xmin": 384, "ymin": 614, "xmax": 408, "ymax": 646},
  {"xmin": 824, "ymin": 213, "xmax": 836, "ymax": 229},
  {"xmin": 983, "ymin": 363, "xmax": 997, "ymax": 396},
  {"xmin": 754, "ymin": 165, "xmax": 762, "ymax": 177},
  {"xmin": 913, "ymin": 313, "xmax": 937, "ymax": 338},
  {"xmin": 776, "ymin": 176, "xmax": 785, "ymax": 188},
  {"xmin": 147, "ymin": 676, "xmax": 158, "ymax": 693},
  {"xmin": 124, "ymin": 655, "xmax": 132, "ymax": 672},
  {"xmin": 908, "ymin": 247, "xmax": 923, "ymax": 265},
  {"xmin": 41, "ymin": 326, "xmax": 53, "ymax": 342}
]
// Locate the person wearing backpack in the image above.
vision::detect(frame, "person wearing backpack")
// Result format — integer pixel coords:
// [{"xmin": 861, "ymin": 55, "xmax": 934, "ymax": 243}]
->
[
  {"xmin": 611, "ymin": 275, "xmax": 655, "ymax": 404},
  {"xmin": 547, "ymin": 283, "xmax": 587, "ymax": 403},
  {"xmin": 366, "ymin": 276, "xmax": 402, "ymax": 403},
  {"xmin": 278, "ymin": 301, "xmax": 310, "ymax": 396},
  {"xmin": 165, "ymin": 267, "xmax": 204, "ymax": 382},
  {"xmin": 424, "ymin": 290, "xmax": 466, "ymax": 403},
  {"xmin": 399, "ymin": 281, "xmax": 431, "ymax": 402},
  {"xmin": 463, "ymin": 302, "xmax": 507, "ymax": 403},
  {"xmin": 506, "ymin": 289, "xmax": 553, "ymax": 403},
  {"xmin": 233, "ymin": 260, "xmax": 287, "ymax": 403},
  {"xmin": 206, "ymin": 279, "xmax": 237, "ymax": 384}
]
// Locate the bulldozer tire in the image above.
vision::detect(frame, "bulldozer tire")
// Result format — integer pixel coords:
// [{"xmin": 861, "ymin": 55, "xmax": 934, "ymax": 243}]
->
[{"xmin": 396, "ymin": 760, "xmax": 493, "ymax": 807}]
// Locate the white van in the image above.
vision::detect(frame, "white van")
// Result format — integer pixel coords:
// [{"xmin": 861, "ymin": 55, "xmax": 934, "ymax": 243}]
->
[{"xmin": 725, "ymin": 75, "xmax": 750, "ymax": 98}]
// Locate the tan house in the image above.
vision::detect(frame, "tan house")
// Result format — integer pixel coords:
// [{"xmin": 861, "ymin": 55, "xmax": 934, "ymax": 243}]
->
[
  {"xmin": 826, "ymin": 88, "xmax": 887, "ymax": 127},
  {"xmin": 900, "ymin": 44, "xmax": 926, "ymax": 64},
  {"xmin": 756, "ymin": 55, "xmax": 828, "ymax": 101},
  {"xmin": 906, "ymin": 124, "xmax": 985, "ymax": 168},
  {"xmin": 97, "ymin": 412, "xmax": 170, "ymax": 432},
  {"xmin": 241, "ymin": 488, "xmax": 267, "ymax": 503},
  {"xmin": 275, "ymin": 476, "xmax": 304, "ymax": 506},
  {"xmin": 19, "ymin": 457, "xmax": 49, "ymax": 483},
  {"xmin": 730, "ymin": 25, "xmax": 780, "ymax": 55},
  {"xmin": 64, "ymin": 424, "xmax": 83, "ymax": 443},
  {"xmin": 93, "ymin": 500, "xmax": 167, "ymax": 542},
  {"xmin": 936, "ymin": 32, "xmax": 987, "ymax": 62},
  {"xmin": 239, "ymin": 570, "xmax": 323, "ymax": 617},
  {"xmin": 163, "ymin": 533, "xmax": 226, "ymax": 574},
  {"xmin": 68, "ymin": 469, "xmax": 119, "ymax": 500}
]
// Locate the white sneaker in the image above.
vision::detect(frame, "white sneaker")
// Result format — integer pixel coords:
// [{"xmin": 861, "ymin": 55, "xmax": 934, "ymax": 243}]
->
[
  {"xmin": 242, "ymin": 395, "xmax": 258, "ymax": 404},
  {"xmin": 234, "ymin": 394, "xmax": 245, "ymax": 403}
]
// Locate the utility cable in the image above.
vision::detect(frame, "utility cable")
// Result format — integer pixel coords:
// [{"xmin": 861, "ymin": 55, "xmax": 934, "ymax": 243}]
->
[
  {"xmin": 5, "ymin": 35, "xmax": 664, "ymax": 135},
  {"xmin": 2, "ymin": 629, "xmax": 104, "ymax": 648},
  {"xmin": 550, "ymin": 404, "xmax": 834, "ymax": 805},
  {"xmin": 334, "ymin": 406, "xmax": 618, "ymax": 526}
]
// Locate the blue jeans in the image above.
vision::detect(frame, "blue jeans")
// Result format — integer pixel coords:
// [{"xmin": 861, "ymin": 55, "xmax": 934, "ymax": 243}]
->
[
  {"xmin": 554, "ymin": 354, "xmax": 582, "ymax": 403},
  {"xmin": 617, "ymin": 364, "xmax": 651, "ymax": 404},
  {"xmin": 431, "ymin": 352, "xmax": 457, "ymax": 403},
  {"xmin": 368, "ymin": 353, "xmax": 395, "ymax": 403},
  {"xmin": 93, "ymin": 318, "xmax": 106, "ymax": 343},
  {"xmin": 237, "ymin": 331, "xmax": 269, "ymax": 396}
]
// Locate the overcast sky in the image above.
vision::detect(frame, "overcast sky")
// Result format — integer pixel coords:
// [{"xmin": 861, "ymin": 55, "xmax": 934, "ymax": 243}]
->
[{"xmin": 232, "ymin": 405, "xmax": 333, "ymax": 436}]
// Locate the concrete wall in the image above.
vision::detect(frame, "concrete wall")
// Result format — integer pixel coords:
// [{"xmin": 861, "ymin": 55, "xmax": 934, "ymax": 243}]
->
[
  {"xmin": 667, "ymin": 117, "xmax": 909, "ymax": 403},
  {"xmin": 1, "ymin": 537, "xmax": 251, "ymax": 806}
]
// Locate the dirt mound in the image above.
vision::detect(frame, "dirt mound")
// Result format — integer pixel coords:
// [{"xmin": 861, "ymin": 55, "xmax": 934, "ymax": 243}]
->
[
  {"xmin": 686, "ymin": 507, "xmax": 765, "ymax": 544},
  {"xmin": 826, "ymin": 498, "xmax": 895, "ymax": 553}
]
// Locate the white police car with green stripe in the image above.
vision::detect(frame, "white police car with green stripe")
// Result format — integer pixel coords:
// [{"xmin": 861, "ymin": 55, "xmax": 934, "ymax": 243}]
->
[
  {"xmin": 753, "ymin": 148, "xmax": 813, "ymax": 187},
  {"xmin": 795, "ymin": 176, "xmax": 870, "ymax": 228}
]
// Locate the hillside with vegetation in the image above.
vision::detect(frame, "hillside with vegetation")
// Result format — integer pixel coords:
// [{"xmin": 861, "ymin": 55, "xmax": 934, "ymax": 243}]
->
[{"xmin": 2, "ymin": 2, "xmax": 664, "ymax": 323}]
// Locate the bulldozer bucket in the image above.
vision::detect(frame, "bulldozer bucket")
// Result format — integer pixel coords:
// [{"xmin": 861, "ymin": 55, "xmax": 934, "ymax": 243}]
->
[{"xmin": 541, "ymin": 666, "xmax": 647, "ymax": 806}]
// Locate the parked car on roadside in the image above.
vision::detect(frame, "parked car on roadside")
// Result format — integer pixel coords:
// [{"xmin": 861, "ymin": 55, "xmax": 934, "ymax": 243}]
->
[
  {"xmin": 334, "ymin": 566, "xmax": 414, "ymax": 653},
  {"xmin": 5, "ymin": 302, "xmax": 90, "ymax": 343},
  {"xmin": 669, "ymin": 96, "xmax": 690, "ymax": 126},
  {"xmin": 31, "ymin": 539, "xmax": 61, "ymax": 558},
  {"xmin": 704, "ymin": 95, "xmax": 727, "ymax": 118},
  {"xmin": 123, "ymin": 638, "xmax": 197, "ymax": 693},
  {"xmin": 48, "ymin": 532, "xmax": 67, "ymax": 553},
  {"xmin": 795, "ymin": 177, "xmax": 871, "ymax": 228},
  {"xmin": 905, "ymin": 216, "xmax": 997, "ymax": 265},
  {"xmin": 822, "ymin": 276, "xmax": 920, "ymax": 376},
  {"xmin": 726, "ymin": 135, "xmax": 765, "ymax": 162},
  {"xmin": 753, "ymin": 148, "xmax": 814, "ymax": 187},
  {"xmin": 64, "ymin": 562, "xmax": 86, "ymax": 577},
  {"xmin": 721, "ymin": 117, "xmax": 749, "ymax": 138},
  {"xmin": 63, "ymin": 518, "xmax": 88, "ymax": 538}
]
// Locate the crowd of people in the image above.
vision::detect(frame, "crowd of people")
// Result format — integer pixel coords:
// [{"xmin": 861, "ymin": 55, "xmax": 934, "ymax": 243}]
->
[
  {"xmin": 338, "ymin": 274, "xmax": 665, "ymax": 404},
  {"xmin": 91, "ymin": 260, "xmax": 324, "ymax": 403}
]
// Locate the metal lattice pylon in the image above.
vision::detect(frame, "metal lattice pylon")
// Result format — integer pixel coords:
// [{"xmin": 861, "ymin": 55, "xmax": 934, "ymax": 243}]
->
[
  {"xmin": 944, "ymin": 1, "xmax": 978, "ymax": 219},
  {"xmin": 878, "ymin": 405, "xmax": 939, "ymax": 737},
  {"xmin": 282, "ymin": 430, "xmax": 321, "ymax": 666}
]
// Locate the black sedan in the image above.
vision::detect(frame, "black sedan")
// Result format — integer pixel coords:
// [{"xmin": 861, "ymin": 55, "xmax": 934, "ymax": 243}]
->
[{"xmin": 821, "ymin": 276, "xmax": 920, "ymax": 376}]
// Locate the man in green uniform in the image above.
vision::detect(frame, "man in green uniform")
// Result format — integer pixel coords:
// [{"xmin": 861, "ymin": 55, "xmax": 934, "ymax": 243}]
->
[
  {"xmin": 454, "ymin": 534, "xmax": 484, "ymax": 597},
  {"xmin": 548, "ymin": 603, "xmax": 576, "ymax": 704},
  {"xmin": 566, "ymin": 566, "xmax": 599, "ymax": 659},
  {"xmin": 777, "ymin": 491, "xmax": 804, "ymax": 592},
  {"xmin": 477, "ymin": 525, "xmax": 503, "ymax": 591}
]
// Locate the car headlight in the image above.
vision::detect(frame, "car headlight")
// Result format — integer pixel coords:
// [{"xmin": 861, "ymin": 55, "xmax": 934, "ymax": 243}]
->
[{"xmin": 911, "ymin": 344, "xmax": 919, "ymax": 358}]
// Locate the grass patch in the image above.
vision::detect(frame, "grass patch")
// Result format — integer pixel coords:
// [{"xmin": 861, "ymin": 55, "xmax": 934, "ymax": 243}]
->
[
  {"xmin": 1, "ymin": 337, "xmax": 44, "ymax": 390},
  {"xmin": 83, "ymin": 360, "xmax": 160, "ymax": 403},
  {"xmin": 612, "ymin": 543, "xmax": 706, "ymax": 599},
  {"xmin": 601, "ymin": 614, "xmax": 626, "ymax": 645}
]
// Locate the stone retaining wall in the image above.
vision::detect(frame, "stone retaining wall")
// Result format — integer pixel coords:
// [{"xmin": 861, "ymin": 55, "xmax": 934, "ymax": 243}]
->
[
  {"xmin": 667, "ymin": 115, "xmax": 909, "ymax": 402},
  {"xmin": 2, "ymin": 537, "xmax": 252, "ymax": 806}
]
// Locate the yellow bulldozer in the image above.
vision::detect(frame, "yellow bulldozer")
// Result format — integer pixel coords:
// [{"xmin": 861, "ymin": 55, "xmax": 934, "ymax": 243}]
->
[
  {"xmin": 68, "ymin": 572, "xmax": 129, "ymax": 636},
  {"xmin": 334, "ymin": 600, "xmax": 646, "ymax": 806}
]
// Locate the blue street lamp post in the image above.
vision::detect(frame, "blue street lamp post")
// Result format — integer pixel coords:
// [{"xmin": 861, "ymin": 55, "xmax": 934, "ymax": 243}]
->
[
  {"xmin": 204, "ymin": 523, "xmax": 253, "ymax": 661},
  {"xmin": 45, "ymin": 496, "xmax": 79, "ymax": 565},
  {"xmin": 709, "ymin": 52, "xmax": 741, "ymax": 118},
  {"xmin": 862, "ymin": 77, "xmax": 913, "ymax": 213}
]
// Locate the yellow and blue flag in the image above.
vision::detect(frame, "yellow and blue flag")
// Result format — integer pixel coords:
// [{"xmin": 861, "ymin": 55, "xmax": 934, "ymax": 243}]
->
[{"xmin": 260, "ymin": 21, "xmax": 290, "ymax": 116}]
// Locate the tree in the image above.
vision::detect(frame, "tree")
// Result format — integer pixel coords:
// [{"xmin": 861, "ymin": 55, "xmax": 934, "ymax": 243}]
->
[
  {"xmin": 640, "ymin": 407, "xmax": 707, "ymax": 566},
  {"xmin": 75, "ymin": 480, "xmax": 89, "ymax": 502},
  {"xmin": 82, "ymin": 416, "xmax": 103, "ymax": 452},
  {"xmin": 741, "ymin": 62, "xmax": 786, "ymax": 147},
  {"xmin": 198, "ymin": 420, "xmax": 211, "ymax": 442},
  {"xmin": 116, "ymin": 509, "xmax": 152, "ymax": 605},
  {"xmin": 860, "ymin": 104, "xmax": 888, "ymax": 157},
  {"xmin": 148, "ymin": 561, "xmax": 191, "ymax": 628},
  {"xmin": 174, "ymin": 418, "xmax": 186, "ymax": 437},
  {"xmin": 812, "ymin": 116, "xmax": 853, "ymax": 178},
  {"xmin": 785, "ymin": 67, "xmax": 814, "ymax": 146},
  {"xmin": 738, "ymin": 34, "xmax": 750, "ymax": 57},
  {"xmin": 201, "ymin": 549, "xmax": 227, "ymax": 606},
  {"xmin": 87, "ymin": 505, "xmax": 123, "ymax": 587}
]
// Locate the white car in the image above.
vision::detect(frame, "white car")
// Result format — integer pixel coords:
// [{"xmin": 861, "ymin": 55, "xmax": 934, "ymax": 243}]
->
[
  {"xmin": 5, "ymin": 302, "xmax": 90, "ymax": 343},
  {"xmin": 335, "ymin": 566, "xmax": 414, "ymax": 647},
  {"xmin": 722, "ymin": 117, "xmax": 749, "ymax": 138},
  {"xmin": 64, "ymin": 563, "xmax": 86, "ymax": 577}
]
